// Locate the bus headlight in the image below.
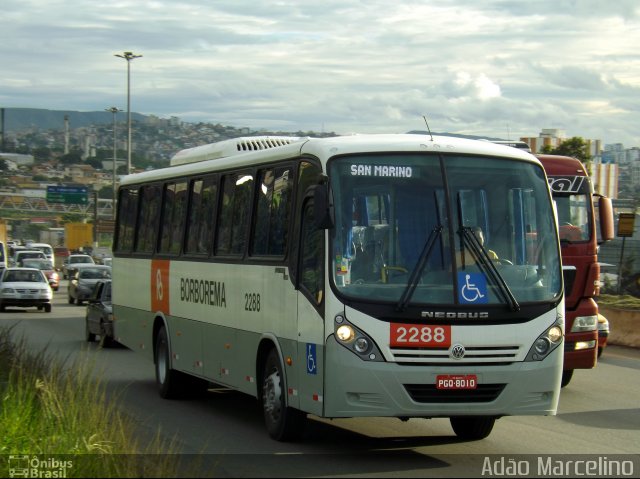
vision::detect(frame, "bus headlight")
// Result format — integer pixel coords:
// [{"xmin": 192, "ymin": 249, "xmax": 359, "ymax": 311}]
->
[
  {"xmin": 534, "ymin": 338, "xmax": 550, "ymax": 355},
  {"xmin": 525, "ymin": 322, "xmax": 564, "ymax": 362},
  {"xmin": 336, "ymin": 325, "xmax": 355, "ymax": 342},
  {"xmin": 354, "ymin": 337, "xmax": 370, "ymax": 354},
  {"xmin": 334, "ymin": 314, "xmax": 382, "ymax": 362},
  {"xmin": 571, "ymin": 315, "xmax": 598, "ymax": 332}
]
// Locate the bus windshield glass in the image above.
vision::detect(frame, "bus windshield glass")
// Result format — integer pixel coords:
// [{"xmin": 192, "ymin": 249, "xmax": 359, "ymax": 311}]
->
[{"xmin": 329, "ymin": 153, "xmax": 562, "ymax": 307}]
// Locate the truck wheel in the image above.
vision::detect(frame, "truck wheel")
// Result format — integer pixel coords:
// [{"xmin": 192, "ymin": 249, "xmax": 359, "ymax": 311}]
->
[
  {"xmin": 261, "ymin": 349, "xmax": 306, "ymax": 441},
  {"xmin": 450, "ymin": 416, "xmax": 496, "ymax": 440}
]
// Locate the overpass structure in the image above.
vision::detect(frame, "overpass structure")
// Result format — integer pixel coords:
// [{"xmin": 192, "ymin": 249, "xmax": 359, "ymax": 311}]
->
[{"xmin": 0, "ymin": 191, "xmax": 114, "ymax": 219}]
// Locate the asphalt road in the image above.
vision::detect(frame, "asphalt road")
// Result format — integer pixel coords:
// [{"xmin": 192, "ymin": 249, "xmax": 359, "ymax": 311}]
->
[{"xmin": 1, "ymin": 285, "xmax": 639, "ymax": 477}]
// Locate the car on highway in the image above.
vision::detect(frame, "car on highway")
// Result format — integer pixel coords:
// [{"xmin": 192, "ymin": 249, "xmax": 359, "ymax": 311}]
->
[
  {"xmin": 598, "ymin": 313, "xmax": 610, "ymax": 358},
  {"xmin": 85, "ymin": 280, "xmax": 115, "ymax": 346},
  {"xmin": 68, "ymin": 265, "xmax": 111, "ymax": 305},
  {"xmin": 53, "ymin": 247, "xmax": 70, "ymax": 270},
  {"xmin": 20, "ymin": 258, "xmax": 60, "ymax": 291},
  {"xmin": 13, "ymin": 249, "xmax": 47, "ymax": 267},
  {"xmin": 62, "ymin": 254, "xmax": 95, "ymax": 279},
  {"xmin": 0, "ymin": 267, "xmax": 53, "ymax": 312}
]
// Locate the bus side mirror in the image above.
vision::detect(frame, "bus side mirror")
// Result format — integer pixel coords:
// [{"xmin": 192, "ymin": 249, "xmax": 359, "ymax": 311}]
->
[
  {"xmin": 313, "ymin": 182, "xmax": 334, "ymax": 230},
  {"xmin": 597, "ymin": 196, "xmax": 614, "ymax": 243}
]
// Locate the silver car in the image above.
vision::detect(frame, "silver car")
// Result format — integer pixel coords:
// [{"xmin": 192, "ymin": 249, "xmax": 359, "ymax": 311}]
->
[
  {"xmin": 0, "ymin": 267, "xmax": 53, "ymax": 312},
  {"xmin": 68, "ymin": 265, "xmax": 111, "ymax": 305}
]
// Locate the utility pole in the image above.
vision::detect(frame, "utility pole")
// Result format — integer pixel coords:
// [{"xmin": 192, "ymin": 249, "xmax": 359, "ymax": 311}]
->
[
  {"xmin": 105, "ymin": 107, "xmax": 121, "ymax": 219},
  {"xmin": 114, "ymin": 51, "xmax": 142, "ymax": 174}
]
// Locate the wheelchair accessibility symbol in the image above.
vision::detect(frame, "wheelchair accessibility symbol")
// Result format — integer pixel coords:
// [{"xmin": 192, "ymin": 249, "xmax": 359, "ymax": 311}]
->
[
  {"xmin": 458, "ymin": 273, "xmax": 488, "ymax": 304},
  {"xmin": 306, "ymin": 343, "xmax": 317, "ymax": 375}
]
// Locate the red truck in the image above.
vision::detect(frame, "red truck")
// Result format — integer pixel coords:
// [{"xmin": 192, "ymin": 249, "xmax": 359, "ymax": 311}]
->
[{"xmin": 536, "ymin": 154, "xmax": 614, "ymax": 387}]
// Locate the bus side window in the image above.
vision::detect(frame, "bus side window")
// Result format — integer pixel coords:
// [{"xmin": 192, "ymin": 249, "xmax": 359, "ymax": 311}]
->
[
  {"xmin": 252, "ymin": 165, "xmax": 293, "ymax": 256},
  {"xmin": 300, "ymin": 201, "xmax": 324, "ymax": 305}
]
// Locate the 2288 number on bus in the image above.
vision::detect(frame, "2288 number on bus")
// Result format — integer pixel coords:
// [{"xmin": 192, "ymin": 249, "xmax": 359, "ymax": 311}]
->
[
  {"xmin": 244, "ymin": 293, "xmax": 261, "ymax": 312},
  {"xmin": 390, "ymin": 324, "xmax": 451, "ymax": 348}
]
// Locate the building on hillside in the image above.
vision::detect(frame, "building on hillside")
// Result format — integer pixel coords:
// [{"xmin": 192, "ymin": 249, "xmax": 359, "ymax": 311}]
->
[
  {"xmin": 63, "ymin": 164, "xmax": 97, "ymax": 185},
  {"xmin": 520, "ymin": 128, "xmax": 602, "ymax": 157},
  {"xmin": 0, "ymin": 152, "xmax": 34, "ymax": 166},
  {"xmin": 590, "ymin": 161, "xmax": 619, "ymax": 199}
]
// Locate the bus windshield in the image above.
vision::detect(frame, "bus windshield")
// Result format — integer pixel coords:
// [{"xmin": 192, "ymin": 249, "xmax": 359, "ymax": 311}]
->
[{"xmin": 329, "ymin": 153, "xmax": 562, "ymax": 307}]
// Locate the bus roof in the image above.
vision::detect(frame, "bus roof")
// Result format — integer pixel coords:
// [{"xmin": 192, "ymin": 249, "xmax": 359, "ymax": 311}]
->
[
  {"xmin": 170, "ymin": 136, "xmax": 306, "ymax": 166},
  {"xmin": 123, "ymin": 134, "xmax": 540, "ymax": 186}
]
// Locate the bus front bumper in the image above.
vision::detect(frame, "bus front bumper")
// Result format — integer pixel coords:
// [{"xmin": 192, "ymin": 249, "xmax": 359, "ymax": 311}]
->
[{"xmin": 322, "ymin": 335, "xmax": 562, "ymax": 419}]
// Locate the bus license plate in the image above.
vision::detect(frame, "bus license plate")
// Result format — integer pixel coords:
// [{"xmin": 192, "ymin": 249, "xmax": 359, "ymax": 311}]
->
[
  {"xmin": 390, "ymin": 324, "xmax": 451, "ymax": 348},
  {"xmin": 436, "ymin": 374, "xmax": 477, "ymax": 390}
]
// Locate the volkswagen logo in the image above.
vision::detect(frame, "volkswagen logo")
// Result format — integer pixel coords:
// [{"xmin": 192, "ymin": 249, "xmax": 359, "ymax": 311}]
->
[{"xmin": 450, "ymin": 344, "xmax": 466, "ymax": 360}]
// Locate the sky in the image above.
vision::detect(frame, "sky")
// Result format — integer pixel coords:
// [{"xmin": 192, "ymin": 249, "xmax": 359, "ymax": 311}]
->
[{"xmin": 2, "ymin": 0, "xmax": 640, "ymax": 147}]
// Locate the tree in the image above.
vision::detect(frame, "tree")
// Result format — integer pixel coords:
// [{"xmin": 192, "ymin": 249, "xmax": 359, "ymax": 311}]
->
[
  {"xmin": 32, "ymin": 147, "xmax": 52, "ymax": 163},
  {"xmin": 98, "ymin": 185, "xmax": 114, "ymax": 199},
  {"xmin": 59, "ymin": 150, "xmax": 83, "ymax": 165},
  {"xmin": 545, "ymin": 137, "xmax": 592, "ymax": 165},
  {"xmin": 85, "ymin": 157, "xmax": 103, "ymax": 169}
]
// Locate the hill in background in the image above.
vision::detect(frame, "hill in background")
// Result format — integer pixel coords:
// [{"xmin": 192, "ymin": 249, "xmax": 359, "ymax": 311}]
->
[{"xmin": 1, "ymin": 107, "xmax": 148, "ymax": 131}]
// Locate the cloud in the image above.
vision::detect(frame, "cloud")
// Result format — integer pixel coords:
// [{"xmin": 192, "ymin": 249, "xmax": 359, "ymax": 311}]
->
[{"xmin": 1, "ymin": 0, "xmax": 639, "ymax": 146}]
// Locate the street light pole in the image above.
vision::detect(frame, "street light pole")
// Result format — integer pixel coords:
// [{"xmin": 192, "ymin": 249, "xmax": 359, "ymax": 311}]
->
[
  {"xmin": 105, "ymin": 107, "xmax": 121, "ymax": 219},
  {"xmin": 114, "ymin": 51, "xmax": 142, "ymax": 175}
]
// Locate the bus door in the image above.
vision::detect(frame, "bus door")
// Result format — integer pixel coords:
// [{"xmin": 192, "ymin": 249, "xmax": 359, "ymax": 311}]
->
[{"xmin": 295, "ymin": 197, "xmax": 326, "ymax": 416}]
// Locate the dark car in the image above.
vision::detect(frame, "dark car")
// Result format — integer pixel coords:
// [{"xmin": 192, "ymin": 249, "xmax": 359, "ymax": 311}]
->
[
  {"xmin": 85, "ymin": 280, "xmax": 115, "ymax": 345},
  {"xmin": 68, "ymin": 265, "xmax": 111, "ymax": 305}
]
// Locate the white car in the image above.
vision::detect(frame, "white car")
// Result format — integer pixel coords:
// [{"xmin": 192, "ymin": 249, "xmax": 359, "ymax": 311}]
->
[{"xmin": 0, "ymin": 267, "xmax": 53, "ymax": 312}]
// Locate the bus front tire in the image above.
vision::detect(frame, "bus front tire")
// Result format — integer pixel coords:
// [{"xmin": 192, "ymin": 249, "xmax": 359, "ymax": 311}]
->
[
  {"xmin": 261, "ymin": 349, "xmax": 306, "ymax": 441},
  {"xmin": 450, "ymin": 416, "xmax": 496, "ymax": 440},
  {"xmin": 561, "ymin": 369, "xmax": 574, "ymax": 388}
]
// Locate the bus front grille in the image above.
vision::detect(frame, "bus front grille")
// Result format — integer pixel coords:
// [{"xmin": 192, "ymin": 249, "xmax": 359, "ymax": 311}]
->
[
  {"xmin": 390, "ymin": 345, "xmax": 520, "ymax": 365},
  {"xmin": 404, "ymin": 383, "xmax": 506, "ymax": 403}
]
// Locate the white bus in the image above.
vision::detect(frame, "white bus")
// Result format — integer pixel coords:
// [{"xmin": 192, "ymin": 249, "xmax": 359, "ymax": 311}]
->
[{"xmin": 112, "ymin": 134, "xmax": 564, "ymax": 441}]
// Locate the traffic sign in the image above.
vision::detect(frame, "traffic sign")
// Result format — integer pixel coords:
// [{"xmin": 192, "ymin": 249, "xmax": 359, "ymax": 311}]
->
[
  {"xmin": 617, "ymin": 213, "xmax": 636, "ymax": 237},
  {"xmin": 46, "ymin": 186, "xmax": 89, "ymax": 204}
]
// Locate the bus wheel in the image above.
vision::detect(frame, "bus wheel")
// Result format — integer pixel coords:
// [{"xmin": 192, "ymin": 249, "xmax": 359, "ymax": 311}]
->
[
  {"xmin": 561, "ymin": 369, "xmax": 574, "ymax": 388},
  {"xmin": 155, "ymin": 326, "xmax": 185, "ymax": 399},
  {"xmin": 261, "ymin": 349, "xmax": 306, "ymax": 441},
  {"xmin": 450, "ymin": 416, "xmax": 496, "ymax": 440}
]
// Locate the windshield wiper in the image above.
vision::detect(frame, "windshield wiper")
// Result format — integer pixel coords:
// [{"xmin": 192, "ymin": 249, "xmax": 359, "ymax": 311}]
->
[
  {"xmin": 396, "ymin": 226, "xmax": 443, "ymax": 312},
  {"xmin": 461, "ymin": 227, "xmax": 520, "ymax": 312}
]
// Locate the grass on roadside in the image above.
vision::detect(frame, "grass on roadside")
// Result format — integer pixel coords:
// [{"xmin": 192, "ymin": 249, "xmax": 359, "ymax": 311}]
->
[
  {"xmin": 0, "ymin": 325, "xmax": 188, "ymax": 477},
  {"xmin": 597, "ymin": 294, "xmax": 640, "ymax": 310}
]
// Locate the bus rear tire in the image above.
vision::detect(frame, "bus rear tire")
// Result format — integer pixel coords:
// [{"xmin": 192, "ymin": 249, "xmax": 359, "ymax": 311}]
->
[
  {"xmin": 450, "ymin": 416, "xmax": 496, "ymax": 440},
  {"xmin": 155, "ymin": 325, "xmax": 208, "ymax": 399},
  {"xmin": 261, "ymin": 349, "xmax": 306, "ymax": 441}
]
